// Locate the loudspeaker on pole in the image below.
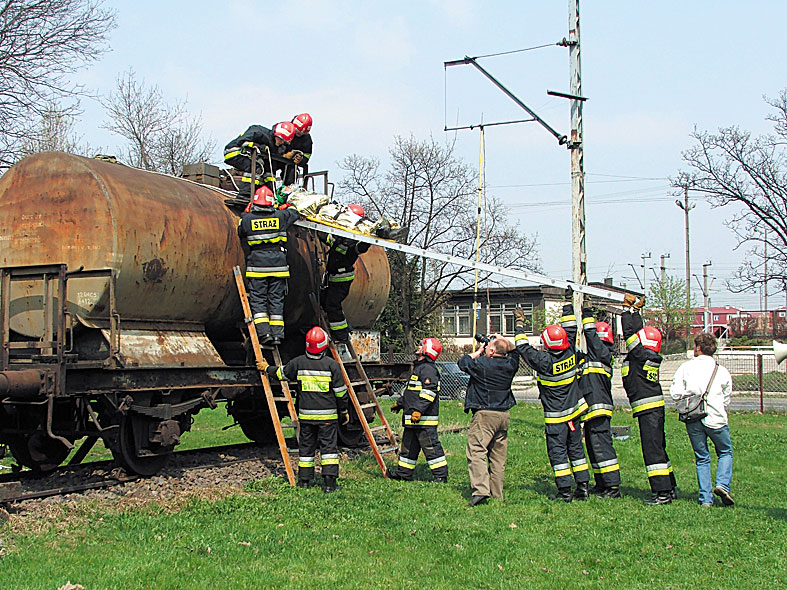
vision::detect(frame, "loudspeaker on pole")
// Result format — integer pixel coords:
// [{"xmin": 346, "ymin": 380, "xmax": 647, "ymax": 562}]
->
[{"xmin": 773, "ymin": 340, "xmax": 787, "ymax": 364}]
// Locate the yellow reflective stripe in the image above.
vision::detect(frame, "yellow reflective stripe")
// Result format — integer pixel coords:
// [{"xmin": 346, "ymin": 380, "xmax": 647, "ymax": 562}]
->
[
  {"xmin": 584, "ymin": 366, "xmax": 611, "ymax": 377},
  {"xmin": 298, "ymin": 459, "xmax": 315, "ymax": 467},
  {"xmin": 419, "ymin": 391, "xmax": 436, "ymax": 402},
  {"xmin": 572, "ymin": 463, "xmax": 589, "ymax": 472},
  {"xmin": 224, "ymin": 149, "xmax": 242, "ymax": 159},
  {"xmin": 554, "ymin": 468, "xmax": 572, "ymax": 477},
  {"xmin": 537, "ymin": 375, "xmax": 576, "ymax": 387},
  {"xmin": 269, "ymin": 319, "xmax": 284, "ymax": 326},
  {"xmin": 253, "ymin": 317, "xmax": 269, "ymax": 325},
  {"xmin": 298, "ymin": 412, "xmax": 338, "ymax": 420},
  {"xmin": 582, "ymin": 316, "xmax": 595, "ymax": 325},
  {"xmin": 632, "ymin": 400, "xmax": 665, "ymax": 415},
  {"xmin": 597, "ymin": 464, "xmax": 620, "ymax": 474},
  {"xmin": 322, "ymin": 458, "xmax": 339, "ymax": 465},
  {"xmin": 514, "ymin": 333, "xmax": 528, "ymax": 343},
  {"xmin": 544, "ymin": 401, "xmax": 588, "ymax": 424},
  {"xmin": 621, "ymin": 364, "xmax": 630, "ymax": 377},
  {"xmin": 428, "ymin": 459, "xmax": 448, "ymax": 469},
  {"xmin": 398, "ymin": 459, "xmax": 416, "ymax": 469},
  {"xmin": 246, "ymin": 270, "xmax": 290, "ymax": 278},
  {"xmin": 581, "ymin": 408, "xmax": 613, "ymax": 421},
  {"xmin": 405, "ymin": 418, "xmax": 439, "ymax": 426},
  {"xmin": 647, "ymin": 468, "xmax": 671, "ymax": 477}
]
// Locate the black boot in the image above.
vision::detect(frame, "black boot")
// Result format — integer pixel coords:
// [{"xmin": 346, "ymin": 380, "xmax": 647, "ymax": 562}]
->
[
  {"xmin": 433, "ymin": 476, "xmax": 448, "ymax": 483},
  {"xmin": 573, "ymin": 482, "xmax": 589, "ymax": 501},
  {"xmin": 551, "ymin": 487, "xmax": 573, "ymax": 503},
  {"xmin": 598, "ymin": 486, "xmax": 621, "ymax": 499},
  {"xmin": 590, "ymin": 484, "xmax": 607, "ymax": 496},
  {"xmin": 322, "ymin": 476, "xmax": 341, "ymax": 493},
  {"xmin": 644, "ymin": 491, "xmax": 672, "ymax": 505},
  {"xmin": 386, "ymin": 467, "xmax": 404, "ymax": 481},
  {"xmin": 296, "ymin": 479, "xmax": 312, "ymax": 489}
]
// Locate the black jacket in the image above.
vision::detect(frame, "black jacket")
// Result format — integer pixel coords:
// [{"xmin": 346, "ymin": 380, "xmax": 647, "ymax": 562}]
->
[
  {"xmin": 267, "ymin": 352, "xmax": 348, "ymax": 422},
  {"xmin": 515, "ymin": 304, "xmax": 587, "ymax": 424},
  {"xmin": 237, "ymin": 205, "xmax": 300, "ymax": 277},
  {"xmin": 290, "ymin": 133, "xmax": 313, "ymax": 162},
  {"xmin": 326, "ymin": 236, "xmax": 370, "ymax": 282},
  {"xmin": 397, "ymin": 358, "xmax": 441, "ymax": 427},
  {"xmin": 621, "ymin": 310, "xmax": 664, "ymax": 417},
  {"xmin": 578, "ymin": 309, "xmax": 614, "ymax": 421},
  {"xmin": 224, "ymin": 125, "xmax": 289, "ymax": 172},
  {"xmin": 458, "ymin": 353, "xmax": 518, "ymax": 412}
]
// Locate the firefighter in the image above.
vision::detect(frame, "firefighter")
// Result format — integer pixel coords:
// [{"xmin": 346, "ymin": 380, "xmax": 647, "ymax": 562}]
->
[
  {"xmin": 621, "ymin": 296, "xmax": 677, "ymax": 505},
  {"xmin": 320, "ymin": 204, "xmax": 370, "ymax": 343},
  {"xmin": 280, "ymin": 112, "xmax": 313, "ymax": 185},
  {"xmin": 515, "ymin": 301, "xmax": 590, "ymax": 502},
  {"xmin": 224, "ymin": 122, "xmax": 296, "ymax": 192},
  {"xmin": 579, "ymin": 310, "xmax": 621, "ymax": 498},
  {"xmin": 267, "ymin": 326, "xmax": 348, "ymax": 492},
  {"xmin": 237, "ymin": 186, "xmax": 301, "ymax": 345},
  {"xmin": 387, "ymin": 338, "xmax": 448, "ymax": 483}
]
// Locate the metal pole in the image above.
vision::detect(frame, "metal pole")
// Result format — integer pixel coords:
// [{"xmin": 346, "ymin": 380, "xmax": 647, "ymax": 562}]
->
[
  {"xmin": 703, "ymin": 262, "xmax": 711, "ymax": 333},
  {"xmin": 660, "ymin": 253, "xmax": 670, "ymax": 282},
  {"xmin": 757, "ymin": 353, "xmax": 764, "ymax": 413},
  {"xmin": 569, "ymin": 0, "xmax": 586, "ymax": 332},
  {"xmin": 676, "ymin": 186, "xmax": 695, "ymax": 347},
  {"xmin": 764, "ymin": 229, "xmax": 769, "ymax": 334},
  {"xmin": 471, "ymin": 127, "xmax": 485, "ymax": 351},
  {"xmin": 641, "ymin": 252, "xmax": 651, "ymax": 297}
]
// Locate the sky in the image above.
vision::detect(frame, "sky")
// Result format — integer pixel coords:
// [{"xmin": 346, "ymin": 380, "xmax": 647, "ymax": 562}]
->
[{"xmin": 68, "ymin": 0, "xmax": 787, "ymax": 311}]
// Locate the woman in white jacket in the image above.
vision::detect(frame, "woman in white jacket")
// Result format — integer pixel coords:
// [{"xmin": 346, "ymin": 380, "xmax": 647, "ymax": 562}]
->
[{"xmin": 669, "ymin": 332, "xmax": 734, "ymax": 507}]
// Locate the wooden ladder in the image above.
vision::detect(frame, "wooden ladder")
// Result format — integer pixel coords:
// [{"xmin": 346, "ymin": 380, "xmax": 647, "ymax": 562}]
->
[
  {"xmin": 327, "ymin": 338, "xmax": 398, "ymax": 477},
  {"xmin": 233, "ymin": 266, "xmax": 298, "ymax": 485}
]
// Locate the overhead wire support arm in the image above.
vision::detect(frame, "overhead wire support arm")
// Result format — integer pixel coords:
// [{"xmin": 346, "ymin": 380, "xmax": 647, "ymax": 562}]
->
[{"xmin": 444, "ymin": 55, "xmax": 568, "ymax": 145}]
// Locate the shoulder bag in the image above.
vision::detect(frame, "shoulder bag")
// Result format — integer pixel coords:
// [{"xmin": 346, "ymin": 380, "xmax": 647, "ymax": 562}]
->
[{"xmin": 677, "ymin": 362, "xmax": 718, "ymax": 423}]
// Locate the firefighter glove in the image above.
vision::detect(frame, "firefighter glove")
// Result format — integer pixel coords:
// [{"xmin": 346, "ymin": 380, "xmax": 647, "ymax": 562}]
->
[
  {"xmin": 282, "ymin": 151, "xmax": 294, "ymax": 160},
  {"xmin": 411, "ymin": 411, "xmax": 422, "ymax": 423},
  {"xmin": 256, "ymin": 358, "xmax": 268, "ymax": 371},
  {"xmin": 564, "ymin": 285, "xmax": 574, "ymax": 300},
  {"xmin": 634, "ymin": 296, "xmax": 647, "ymax": 310},
  {"xmin": 293, "ymin": 153, "xmax": 303, "ymax": 164},
  {"xmin": 622, "ymin": 293, "xmax": 638, "ymax": 307},
  {"xmin": 513, "ymin": 306, "xmax": 526, "ymax": 323},
  {"xmin": 340, "ymin": 411, "xmax": 350, "ymax": 425},
  {"xmin": 391, "ymin": 402, "xmax": 402, "ymax": 413}
]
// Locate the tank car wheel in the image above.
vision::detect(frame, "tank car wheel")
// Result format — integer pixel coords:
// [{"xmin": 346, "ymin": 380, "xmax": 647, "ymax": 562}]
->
[
  {"xmin": 238, "ymin": 413, "xmax": 277, "ymax": 444},
  {"xmin": 7, "ymin": 432, "xmax": 71, "ymax": 473},
  {"xmin": 112, "ymin": 416, "xmax": 170, "ymax": 476}
]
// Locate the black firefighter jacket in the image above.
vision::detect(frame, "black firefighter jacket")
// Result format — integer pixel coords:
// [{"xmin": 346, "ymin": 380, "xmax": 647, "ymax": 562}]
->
[
  {"xmin": 396, "ymin": 358, "xmax": 441, "ymax": 428},
  {"xmin": 515, "ymin": 304, "xmax": 588, "ymax": 424},
  {"xmin": 579, "ymin": 309, "xmax": 615, "ymax": 422},
  {"xmin": 621, "ymin": 310, "xmax": 665, "ymax": 418},
  {"xmin": 237, "ymin": 205, "xmax": 300, "ymax": 278},
  {"xmin": 267, "ymin": 352, "xmax": 348, "ymax": 422}
]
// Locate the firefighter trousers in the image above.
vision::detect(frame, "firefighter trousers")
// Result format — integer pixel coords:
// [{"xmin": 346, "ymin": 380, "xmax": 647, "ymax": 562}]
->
[
  {"xmin": 545, "ymin": 418, "xmax": 590, "ymax": 490},
  {"xmin": 393, "ymin": 427, "xmax": 448, "ymax": 481},
  {"xmin": 297, "ymin": 421, "xmax": 339, "ymax": 480},
  {"xmin": 248, "ymin": 277, "xmax": 286, "ymax": 340},
  {"xmin": 637, "ymin": 407, "xmax": 676, "ymax": 493},
  {"xmin": 584, "ymin": 416, "xmax": 621, "ymax": 488},
  {"xmin": 321, "ymin": 280, "xmax": 352, "ymax": 341}
]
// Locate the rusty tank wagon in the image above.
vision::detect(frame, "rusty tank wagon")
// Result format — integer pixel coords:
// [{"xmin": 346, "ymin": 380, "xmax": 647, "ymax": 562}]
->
[{"xmin": 0, "ymin": 152, "xmax": 404, "ymax": 475}]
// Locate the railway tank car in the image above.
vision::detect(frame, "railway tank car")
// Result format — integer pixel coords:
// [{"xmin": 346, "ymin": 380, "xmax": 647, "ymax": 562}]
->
[{"xmin": 0, "ymin": 152, "xmax": 395, "ymax": 475}]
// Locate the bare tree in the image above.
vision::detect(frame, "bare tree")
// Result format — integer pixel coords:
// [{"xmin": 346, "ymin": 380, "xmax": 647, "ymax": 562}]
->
[
  {"xmin": 19, "ymin": 101, "xmax": 95, "ymax": 157},
  {"xmin": 102, "ymin": 69, "xmax": 215, "ymax": 174},
  {"xmin": 339, "ymin": 135, "xmax": 541, "ymax": 350},
  {"xmin": 675, "ymin": 89, "xmax": 787, "ymax": 295},
  {"xmin": 0, "ymin": 0, "xmax": 116, "ymax": 168},
  {"xmin": 644, "ymin": 274, "xmax": 695, "ymax": 352}
]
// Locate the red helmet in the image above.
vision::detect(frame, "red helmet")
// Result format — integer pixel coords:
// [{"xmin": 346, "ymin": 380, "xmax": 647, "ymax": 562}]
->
[
  {"xmin": 595, "ymin": 321, "xmax": 614, "ymax": 344},
  {"xmin": 541, "ymin": 324, "xmax": 569, "ymax": 351},
  {"xmin": 348, "ymin": 203, "xmax": 365, "ymax": 217},
  {"xmin": 292, "ymin": 113, "xmax": 312, "ymax": 134},
  {"xmin": 252, "ymin": 186, "xmax": 275, "ymax": 207},
  {"xmin": 417, "ymin": 337, "xmax": 442, "ymax": 360},
  {"xmin": 637, "ymin": 326, "xmax": 662, "ymax": 353},
  {"xmin": 305, "ymin": 326, "xmax": 329, "ymax": 354},
  {"xmin": 273, "ymin": 121, "xmax": 295, "ymax": 142}
]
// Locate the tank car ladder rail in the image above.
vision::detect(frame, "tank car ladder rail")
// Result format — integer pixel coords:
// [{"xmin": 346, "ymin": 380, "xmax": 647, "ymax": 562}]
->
[
  {"xmin": 232, "ymin": 266, "xmax": 297, "ymax": 486},
  {"xmin": 327, "ymin": 339, "xmax": 398, "ymax": 478}
]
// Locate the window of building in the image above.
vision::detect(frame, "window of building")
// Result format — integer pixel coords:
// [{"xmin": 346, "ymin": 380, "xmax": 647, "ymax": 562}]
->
[
  {"xmin": 442, "ymin": 304, "xmax": 472, "ymax": 336},
  {"xmin": 488, "ymin": 303, "xmax": 534, "ymax": 335},
  {"xmin": 713, "ymin": 315, "xmax": 719, "ymax": 322}
]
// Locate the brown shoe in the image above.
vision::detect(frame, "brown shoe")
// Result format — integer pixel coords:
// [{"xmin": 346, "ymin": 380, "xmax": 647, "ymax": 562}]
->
[{"xmin": 713, "ymin": 486, "xmax": 734, "ymax": 506}]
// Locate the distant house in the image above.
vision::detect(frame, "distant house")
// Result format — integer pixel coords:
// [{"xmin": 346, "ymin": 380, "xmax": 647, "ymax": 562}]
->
[
  {"xmin": 692, "ymin": 305, "xmax": 741, "ymax": 338},
  {"xmin": 441, "ymin": 281, "xmax": 635, "ymax": 352}
]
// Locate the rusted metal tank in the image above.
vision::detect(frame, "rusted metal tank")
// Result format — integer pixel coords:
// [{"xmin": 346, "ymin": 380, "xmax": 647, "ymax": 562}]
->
[{"xmin": 0, "ymin": 152, "xmax": 389, "ymax": 341}]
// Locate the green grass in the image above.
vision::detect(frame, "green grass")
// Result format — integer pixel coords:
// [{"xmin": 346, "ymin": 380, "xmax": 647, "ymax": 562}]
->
[
  {"xmin": 1, "ymin": 404, "xmax": 786, "ymax": 589},
  {"xmin": 733, "ymin": 371, "xmax": 787, "ymax": 392}
]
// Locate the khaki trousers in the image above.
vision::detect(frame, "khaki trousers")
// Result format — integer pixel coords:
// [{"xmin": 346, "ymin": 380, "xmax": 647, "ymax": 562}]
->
[{"xmin": 466, "ymin": 409, "xmax": 510, "ymax": 499}]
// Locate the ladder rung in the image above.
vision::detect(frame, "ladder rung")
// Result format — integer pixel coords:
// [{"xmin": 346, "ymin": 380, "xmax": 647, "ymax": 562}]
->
[
  {"xmin": 350, "ymin": 381, "xmax": 367, "ymax": 388},
  {"xmin": 279, "ymin": 423, "xmax": 297, "ymax": 429},
  {"xmin": 359, "ymin": 402, "xmax": 377, "ymax": 409},
  {"xmin": 369, "ymin": 425, "xmax": 388, "ymax": 433},
  {"xmin": 272, "ymin": 396, "xmax": 291, "ymax": 402},
  {"xmin": 377, "ymin": 446, "xmax": 398, "ymax": 454}
]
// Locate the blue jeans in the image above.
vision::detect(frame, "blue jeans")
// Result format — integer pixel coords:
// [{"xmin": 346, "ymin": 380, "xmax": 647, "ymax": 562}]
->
[{"xmin": 685, "ymin": 421, "xmax": 733, "ymax": 505}]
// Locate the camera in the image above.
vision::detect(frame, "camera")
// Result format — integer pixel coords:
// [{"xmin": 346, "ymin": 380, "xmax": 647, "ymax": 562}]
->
[{"xmin": 474, "ymin": 333, "xmax": 491, "ymax": 345}]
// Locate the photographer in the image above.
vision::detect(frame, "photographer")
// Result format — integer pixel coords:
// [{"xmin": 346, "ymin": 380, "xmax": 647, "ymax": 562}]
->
[{"xmin": 458, "ymin": 333, "xmax": 519, "ymax": 507}]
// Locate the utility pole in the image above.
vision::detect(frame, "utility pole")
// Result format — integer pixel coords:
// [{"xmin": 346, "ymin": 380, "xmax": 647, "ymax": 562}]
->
[
  {"xmin": 764, "ymin": 229, "xmax": 769, "ymax": 333},
  {"xmin": 694, "ymin": 262, "xmax": 713, "ymax": 333},
  {"xmin": 676, "ymin": 185, "xmax": 695, "ymax": 345},
  {"xmin": 641, "ymin": 252, "xmax": 652, "ymax": 296},
  {"xmin": 660, "ymin": 253, "xmax": 670, "ymax": 282},
  {"xmin": 568, "ymin": 0, "xmax": 586, "ymax": 312}
]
